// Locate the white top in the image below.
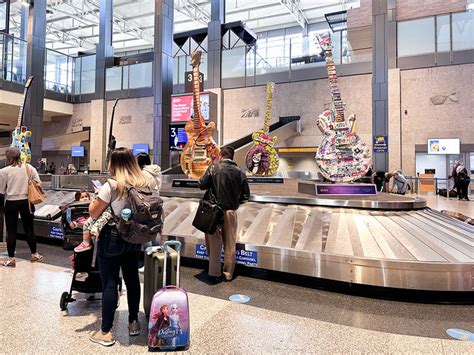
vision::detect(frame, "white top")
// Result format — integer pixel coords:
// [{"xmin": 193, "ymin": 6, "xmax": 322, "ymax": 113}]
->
[
  {"xmin": 97, "ymin": 180, "xmax": 127, "ymax": 217},
  {"xmin": 0, "ymin": 163, "xmax": 40, "ymax": 201}
]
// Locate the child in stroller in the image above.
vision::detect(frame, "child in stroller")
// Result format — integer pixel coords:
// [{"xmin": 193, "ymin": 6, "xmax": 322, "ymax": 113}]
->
[{"xmin": 67, "ymin": 190, "xmax": 113, "ymax": 253}]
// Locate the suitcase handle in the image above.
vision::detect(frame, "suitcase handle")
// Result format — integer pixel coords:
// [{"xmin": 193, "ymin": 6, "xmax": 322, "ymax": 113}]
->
[
  {"xmin": 162, "ymin": 240, "xmax": 182, "ymax": 288},
  {"xmin": 163, "ymin": 240, "xmax": 182, "ymax": 252}
]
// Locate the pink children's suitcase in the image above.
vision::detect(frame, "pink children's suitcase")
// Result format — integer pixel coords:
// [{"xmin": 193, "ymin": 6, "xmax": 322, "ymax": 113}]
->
[{"xmin": 148, "ymin": 240, "xmax": 190, "ymax": 352}]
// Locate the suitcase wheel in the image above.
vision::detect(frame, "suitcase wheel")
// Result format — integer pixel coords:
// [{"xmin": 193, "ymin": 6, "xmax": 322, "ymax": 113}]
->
[{"xmin": 60, "ymin": 291, "xmax": 69, "ymax": 310}]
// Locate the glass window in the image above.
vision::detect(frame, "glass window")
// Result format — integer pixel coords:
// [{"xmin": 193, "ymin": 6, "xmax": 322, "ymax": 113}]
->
[
  {"xmin": 398, "ymin": 17, "xmax": 435, "ymax": 57},
  {"xmin": 222, "ymin": 46, "xmax": 246, "ymax": 78},
  {"xmin": 436, "ymin": 15, "xmax": 450, "ymax": 52},
  {"xmin": 0, "ymin": 2, "xmax": 7, "ymax": 32},
  {"xmin": 80, "ymin": 54, "xmax": 96, "ymax": 94},
  {"xmin": 452, "ymin": 11, "xmax": 474, "ymax": 50},
  {"xmin": 106, "ymin": 66, "xmax": 122, "ymax": 91},
  {"xmin": 129, "ymin": 62, "xmax": 152, "ymax": 89},
  {"xmin": 245, "ymin": 46, "xmax": 255, "ymax": 79},
  {"xmin": 73, "ymin": 58, "xmax": 81, "ymax": 95}
]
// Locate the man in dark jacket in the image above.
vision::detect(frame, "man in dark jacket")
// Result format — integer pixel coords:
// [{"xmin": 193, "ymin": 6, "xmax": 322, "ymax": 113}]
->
[{"xmin": 199, "ymin": 146, "xmax": 250, "ymax": 283}]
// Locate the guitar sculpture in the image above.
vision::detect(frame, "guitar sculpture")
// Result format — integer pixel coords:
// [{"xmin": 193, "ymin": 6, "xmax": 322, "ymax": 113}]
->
[
  {"xmin": 180, "ymin": 51, "xmax": 220, "ymax": 179},
  {"xmin": 315, "ymin": 34, "xmax": 371, "ymax": 182},
  {"xmin": 11, "ymin": 76, "xmax": 35, "ymax": 164},
  {"xmin": 105, "ymin": 98, "xmax": 120, "ymax": 171},
  {"xmin": 245, "ymin": 82, "xmax": 279, "ymax": 176}
]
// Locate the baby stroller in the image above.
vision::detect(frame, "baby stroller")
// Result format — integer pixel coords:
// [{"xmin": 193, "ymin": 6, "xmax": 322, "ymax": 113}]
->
[{"xmin": 59, "ymin": 201, "xmax": 121, "ymax": 310}]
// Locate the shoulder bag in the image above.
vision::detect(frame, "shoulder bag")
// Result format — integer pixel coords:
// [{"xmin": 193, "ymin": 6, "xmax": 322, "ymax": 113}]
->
[
  {"xmin": 192, "ymin": 165, "xmax": 223, "ymax": 235},
  {"xmin": 26, "ymin": 164, "xmax": 45, "ymax": 205}
]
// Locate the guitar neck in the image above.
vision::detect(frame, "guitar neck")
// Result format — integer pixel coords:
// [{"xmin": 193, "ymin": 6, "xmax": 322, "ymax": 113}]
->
[
  {"xmin": 263, "ymin": 82, "xmax": 274, "ymax": 132},
  {"xmin": 17, "ymin": 83, "xmax": 31, "ymax": 128},
  {"xmin": 192, "ymin": 66, "xmax": 202, "ymax": 129},
  {"xmin": 323, "ymin": 49, "xmax": 345, "ymax": 122}
]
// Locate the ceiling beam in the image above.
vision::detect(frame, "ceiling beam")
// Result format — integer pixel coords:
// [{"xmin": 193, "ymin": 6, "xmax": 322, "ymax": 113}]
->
[{"xmin": 278, "ymin": 0, "xmax": 308, "ymax": 29}]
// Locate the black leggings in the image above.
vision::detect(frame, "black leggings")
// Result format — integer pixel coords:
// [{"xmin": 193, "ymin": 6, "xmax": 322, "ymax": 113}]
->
[
  {"xmin": 97, "ymin": 226, "xmax": 141, "ymax": 332},
  {"xmin": 4, "ymin": 199, "xmax": 37, "ymax": 258}
]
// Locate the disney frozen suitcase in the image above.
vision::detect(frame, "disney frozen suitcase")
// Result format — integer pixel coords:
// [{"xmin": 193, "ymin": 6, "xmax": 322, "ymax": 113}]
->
[
  {"xmin": 148, "ymin": 241, "xmax": 190, "ymax": 352},
  {"xmin": 143, "ymin": 246, "xmax": 178, "ymax": 316}
]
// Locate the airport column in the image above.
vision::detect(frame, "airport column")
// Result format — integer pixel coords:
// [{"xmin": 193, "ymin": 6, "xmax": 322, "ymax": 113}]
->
[
  {"xmin": 207, "ymin": 0, "xmax": 225, "ymax": 144},
  {"xmin": 90, "ymin": 0, "xmax": 114, "ymax": 172},
  {"xmin": 24, "ymin": 0, "xmax": 46, "ymax": 165},
  {"xmin": 371, "ymin": 0, "xmax": 395, "ymax": 172},
  {"xmin": 152, "ymin": 0, "xmax": 173, "ymax": 169}
]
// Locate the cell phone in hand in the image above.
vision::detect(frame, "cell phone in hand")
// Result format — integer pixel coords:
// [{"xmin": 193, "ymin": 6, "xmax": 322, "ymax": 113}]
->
[{"xmin": 91, "ymin": 180, "xmax": 103, "ymax": 190}]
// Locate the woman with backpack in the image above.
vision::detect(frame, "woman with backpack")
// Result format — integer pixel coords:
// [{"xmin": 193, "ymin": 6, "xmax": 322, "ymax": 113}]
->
[{"xmin": 88, "ymin": 147, "xmax": 160, "ymax": 347}]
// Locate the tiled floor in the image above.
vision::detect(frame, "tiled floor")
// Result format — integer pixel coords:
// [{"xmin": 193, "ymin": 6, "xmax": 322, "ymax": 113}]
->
[
  {"xmin": 420, "ymin": 193, "xmax": 473, "ymax": 216},
  {"xmin": 1, "ymin": 243, "xmax": 474, "ymax": 353}
]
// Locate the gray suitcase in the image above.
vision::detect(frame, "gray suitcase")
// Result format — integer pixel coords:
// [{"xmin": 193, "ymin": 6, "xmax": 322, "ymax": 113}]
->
[{"xmin": 143, "ymin": 245, "xmax": 178, "ymax": 316}]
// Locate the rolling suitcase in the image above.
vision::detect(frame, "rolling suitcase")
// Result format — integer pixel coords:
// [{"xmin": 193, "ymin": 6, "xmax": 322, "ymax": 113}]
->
[
  {"xmin": 148, "ymin": 241, "xmax": 190, "ymax": 352},
  {"xmin": 143, "ymin": 245, "xmax": 178, "ymax": 316}
]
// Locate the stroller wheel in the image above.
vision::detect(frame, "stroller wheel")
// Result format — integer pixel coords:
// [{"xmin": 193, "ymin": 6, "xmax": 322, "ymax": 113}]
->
[{"xmin": 60, "ymin": 291, "xmax": 69, "ymax": 310}]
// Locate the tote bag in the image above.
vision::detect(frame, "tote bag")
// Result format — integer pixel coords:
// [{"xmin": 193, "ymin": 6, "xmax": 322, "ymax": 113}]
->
[{"xmin": 26, "ymin": 164, "xmax": 45, "ymax": 205}]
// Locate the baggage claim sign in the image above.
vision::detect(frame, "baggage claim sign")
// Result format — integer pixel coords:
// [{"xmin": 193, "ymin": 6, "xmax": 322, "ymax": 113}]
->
[{"xmin": 195, "ymin": 244, "xmax": 258, "ymax": 267}]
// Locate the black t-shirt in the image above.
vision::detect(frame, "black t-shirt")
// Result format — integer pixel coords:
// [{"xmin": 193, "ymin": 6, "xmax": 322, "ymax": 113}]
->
[{"xmin": 374, "ymin": 171, "xmax": 387, "ymax": 181}]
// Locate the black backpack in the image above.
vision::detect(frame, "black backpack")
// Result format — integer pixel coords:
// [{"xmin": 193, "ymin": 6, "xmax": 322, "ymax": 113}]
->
[{"xmin": 112, "ymin": 184, "xmax": 164, "ymax": 244}]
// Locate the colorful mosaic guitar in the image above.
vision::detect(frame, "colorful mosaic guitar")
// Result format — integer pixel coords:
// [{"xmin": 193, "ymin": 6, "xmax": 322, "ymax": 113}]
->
[
  {"xmin": 315, "ymin": 34, "xmax": 371, "ymax": 182},
  {"xmin": 245, "ymin": 82, "xmax": 280, "ymax": 176}
]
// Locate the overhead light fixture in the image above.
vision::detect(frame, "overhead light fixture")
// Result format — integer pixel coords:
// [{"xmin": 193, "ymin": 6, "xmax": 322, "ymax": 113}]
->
[{"xmin": 324, "ymin": 10, "xmax": 347, "ymax": 32}]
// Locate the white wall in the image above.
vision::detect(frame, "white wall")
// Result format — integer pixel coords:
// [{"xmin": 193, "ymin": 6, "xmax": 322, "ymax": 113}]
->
[{"xmin": 415, "ymin": 153, "xmax": 447, "ymax": 178}]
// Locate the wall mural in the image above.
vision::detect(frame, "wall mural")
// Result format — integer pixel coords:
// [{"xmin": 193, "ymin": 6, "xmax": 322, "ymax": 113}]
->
[
  {"xmin": 314, "ymin": 34, "xmax": 371, "ymax": 183},
  {"xmin": 245, "ymin": 82, "xmax": 280, "ymax": 176},
  {"xmin": 119, "ymin": 115, "xmax": 132, "ymax": 124},
  {"xmin": 241, "ymin": 108, "xmax": 260, "ymax": 118},
  {"xmin": 430, "ymin": 92, "xmax": 458, "ymax": 105}
]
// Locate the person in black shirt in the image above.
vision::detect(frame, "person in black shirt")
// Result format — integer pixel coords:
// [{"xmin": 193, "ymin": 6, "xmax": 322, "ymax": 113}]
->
[
  {"xmin": 199, "ymin": 146, "xmax": 250, "ymax": 283},
  {"xmin": 371, "ymin": 171, "xmax": 389, "ymax": 192}
]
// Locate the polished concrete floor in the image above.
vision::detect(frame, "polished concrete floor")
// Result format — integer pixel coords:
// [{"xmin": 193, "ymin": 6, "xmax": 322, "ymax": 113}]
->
[
  {"xmin": 1, "ymin": 240, "xmax": 473, "ymax": 353},
  {"xmin": 420, "ymin": 193, "xmax": 473, "ymax": 216}
]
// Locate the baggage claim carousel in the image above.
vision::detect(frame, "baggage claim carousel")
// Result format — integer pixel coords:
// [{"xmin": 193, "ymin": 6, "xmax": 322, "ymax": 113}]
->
[{"xmin": 27, "ymin": 175, "xmax": 474, "ymax": 292}]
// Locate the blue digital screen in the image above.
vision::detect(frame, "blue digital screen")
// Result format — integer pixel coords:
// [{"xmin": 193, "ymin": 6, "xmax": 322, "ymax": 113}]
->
[
  {"xmin": 133, "ymin": 144, "xmax": 149, "ymax": 155},
  {"xmin": 71, "ymin": 146, "xmax": 84, "ymax": 157},
  {"xmin": 169, "ymin": 125, "xmax": 188, "ymax": 150}
]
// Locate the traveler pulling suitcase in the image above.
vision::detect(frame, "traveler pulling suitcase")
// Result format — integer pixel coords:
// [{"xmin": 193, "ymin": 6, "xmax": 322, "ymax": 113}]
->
[
  {"xmin": 143, "ymin": 245, "xmax": 178, "ymax": 316},
  {"xmin": 148, "ymin": 241, "xmax": 190, "ymax": 352}
]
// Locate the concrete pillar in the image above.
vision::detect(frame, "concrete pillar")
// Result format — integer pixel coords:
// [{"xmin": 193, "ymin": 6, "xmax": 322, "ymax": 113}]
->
[
  {"xmin": 207, "ymin": 0, "xmax": 225, "ymax": 89},
  {"xmin": 95, "ymin": 0, "xmax": 114, "ymax": 100},
  {"xmin": 371, "ymin": 0, "xmax": 395, "ymax": 172},
  {"xmin": 24, "ymin": 0, "xmax": 46, "ymax": 165},
  {"xmin": 90, "ymin": 0, "xmax": 114, "ymax": 171},
  {"xmin": 152, "ymin": 0, "xmax": 173, "ymax": 169},
  {"xmin": 89, "ymin": 100, "xmax": 108, "ymax": 171}
]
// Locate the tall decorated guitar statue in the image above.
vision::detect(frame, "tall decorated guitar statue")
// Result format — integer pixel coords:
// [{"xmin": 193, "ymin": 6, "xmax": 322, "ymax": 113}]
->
[
  {"xmin": 180, "ymin": 51, "xmax": 220, "ymax": 179},
  {"xmin": 11, "ymin": 76, "xmax": 35, "ymax": 164},
  {"xmin": 245, "ymin": 82, "xmax": 279, "ymax": 176},
  {"xmin": 315, "ymin": 34, "xmax": 371, "ymax": 182}
]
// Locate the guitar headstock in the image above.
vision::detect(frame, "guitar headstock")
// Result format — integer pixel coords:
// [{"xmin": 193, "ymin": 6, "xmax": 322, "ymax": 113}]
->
[
  {"xmin": 315, "ymin": 33, "xmax": 332, "ymax": 52},
  {"xmin": 191, "ymin": 51, "xmax": 202, "ymax": 68}
]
